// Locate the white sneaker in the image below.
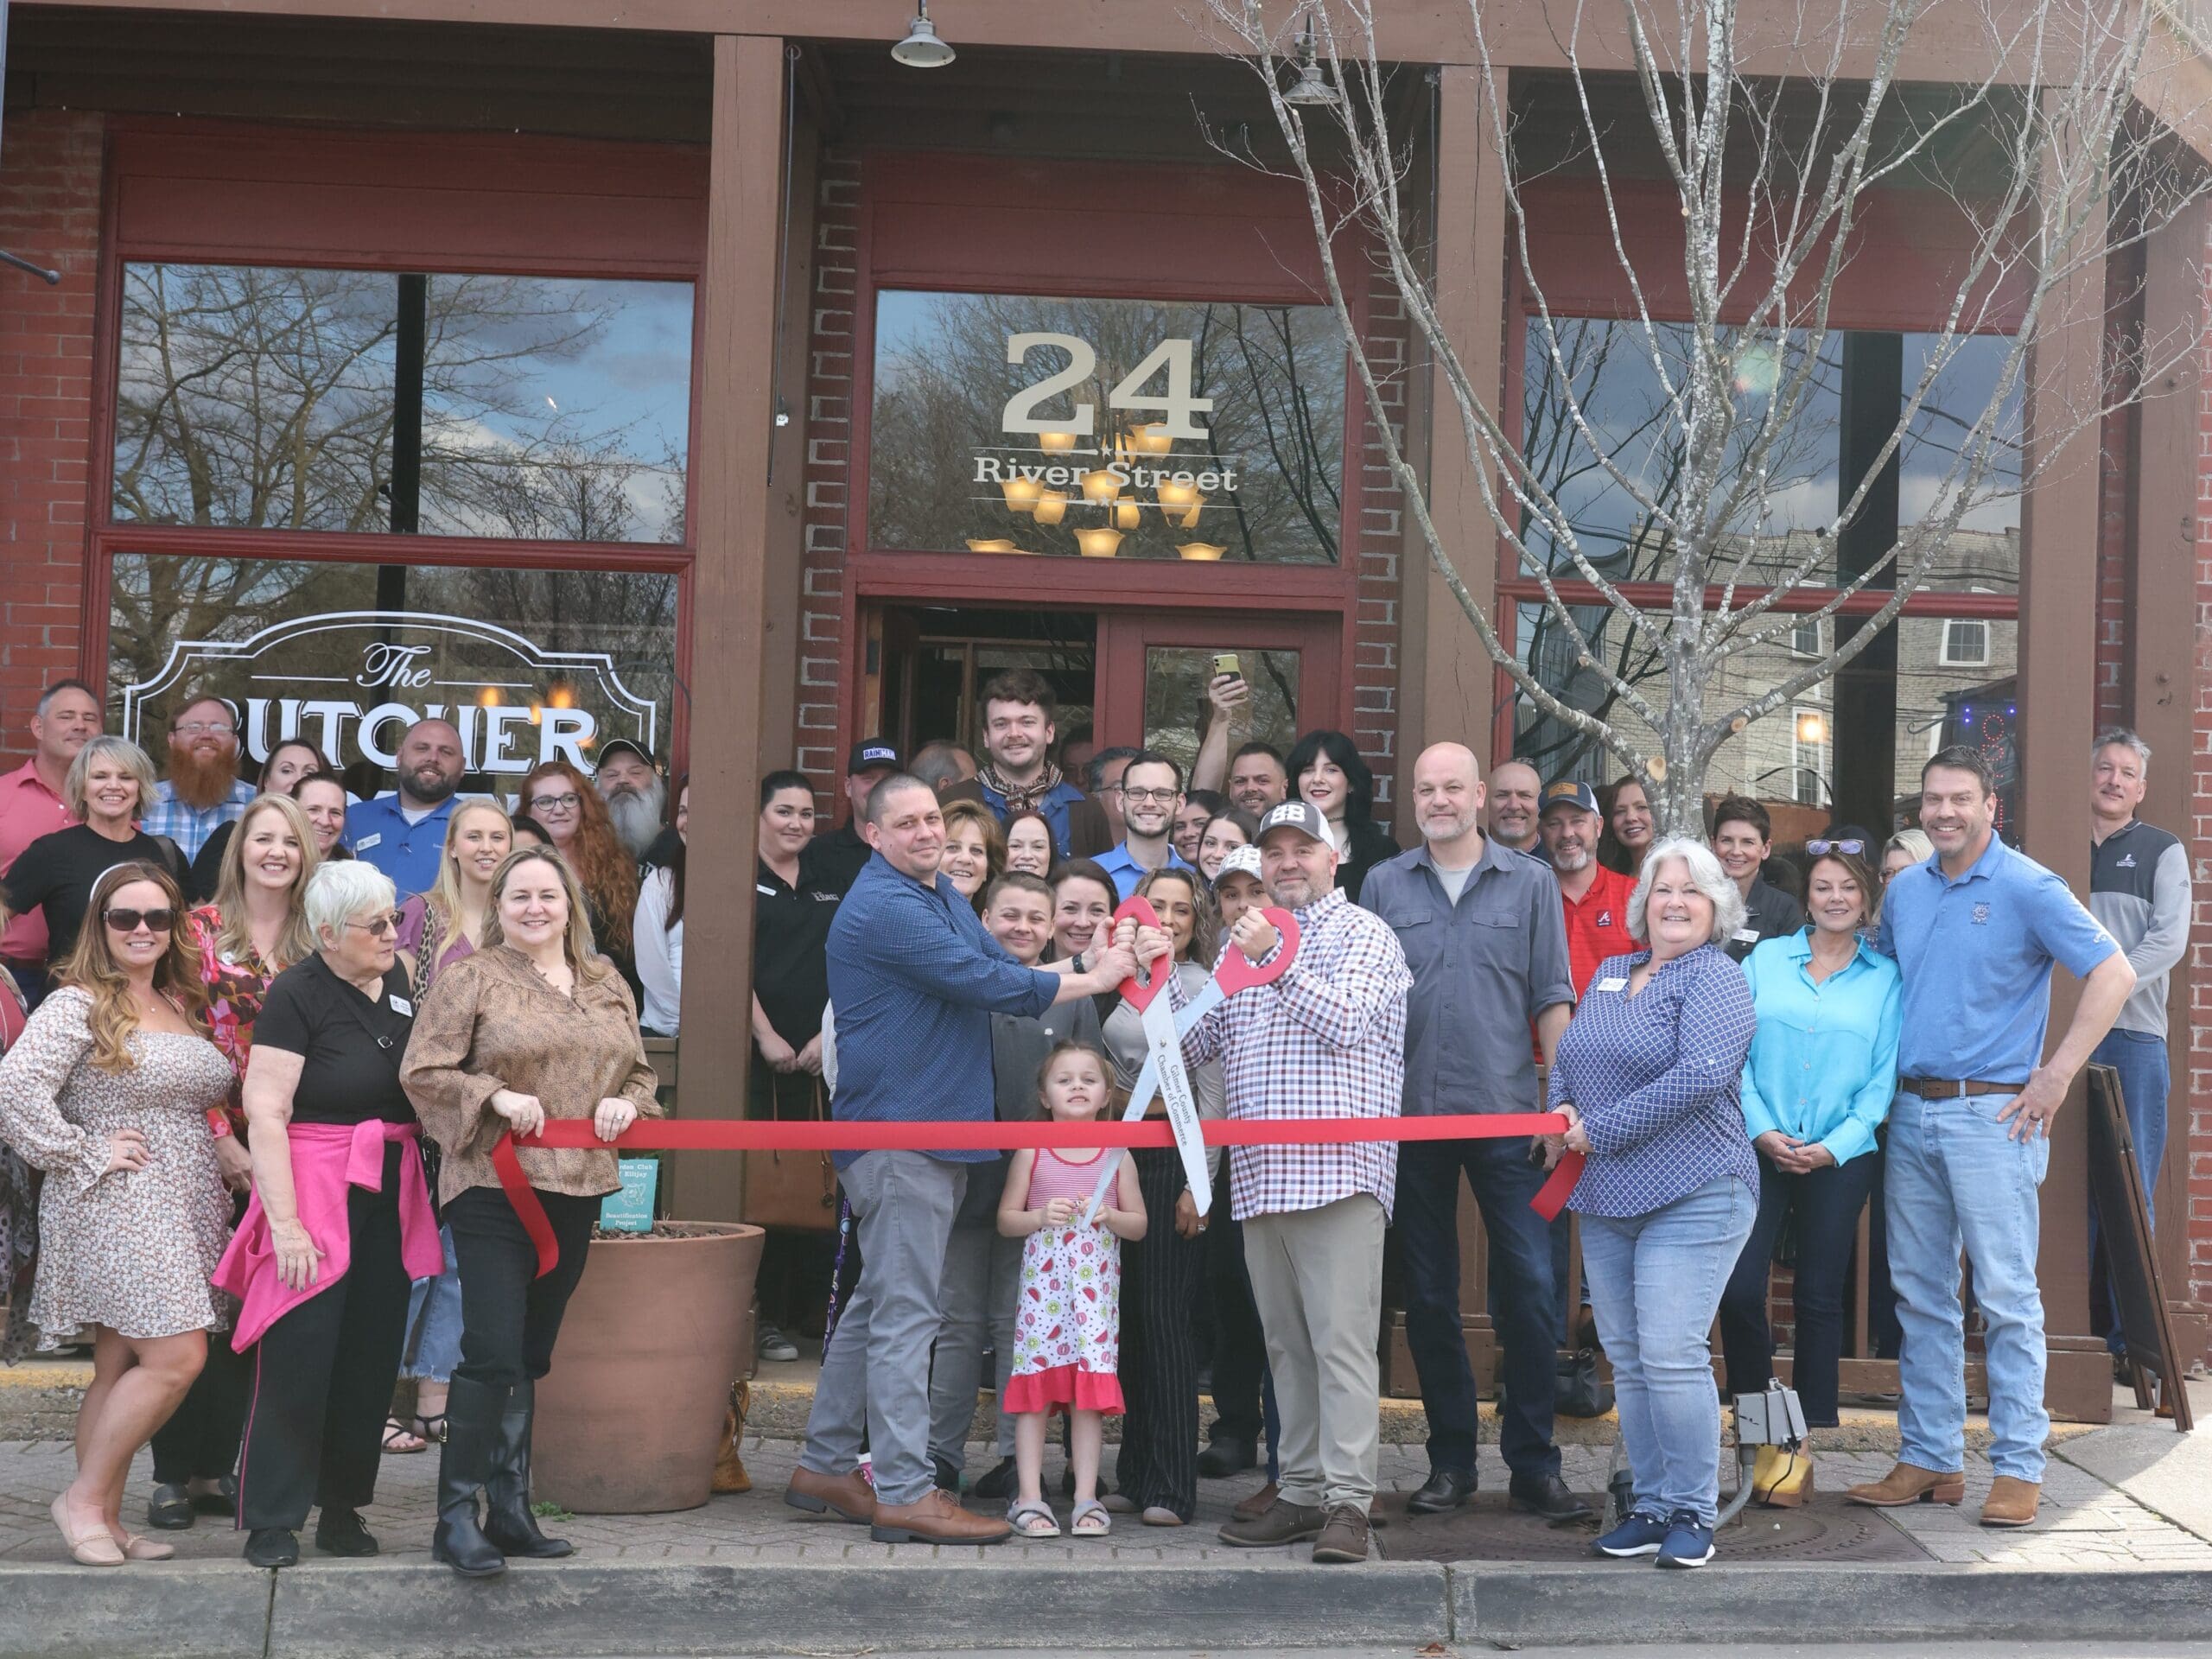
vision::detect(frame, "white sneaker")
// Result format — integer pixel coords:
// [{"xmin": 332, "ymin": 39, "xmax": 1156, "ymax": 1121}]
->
[{"xmin": 759, "ymin": 1320, "xmax": 800, "ymax": 1362}]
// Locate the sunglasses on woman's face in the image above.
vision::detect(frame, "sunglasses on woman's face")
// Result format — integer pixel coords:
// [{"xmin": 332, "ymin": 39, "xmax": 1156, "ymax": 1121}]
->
[
  {"xmin": 104, "ymin": 907, "xmax": 175, "ymax": 934},
  {"xmin": 1806, "ymin": 838, "xmax": 1866, "ymax": 855},
  {"xmin": 343, "ymin": 912, "xmax": 407, "ymax": 939}
]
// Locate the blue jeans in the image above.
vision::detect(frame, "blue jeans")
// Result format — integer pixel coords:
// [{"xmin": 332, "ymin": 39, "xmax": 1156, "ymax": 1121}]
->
[
  {"xmin": 1399, "ymin": 1136, "xmax": 1560, "ymax": 1481},
  {"xmin": 2088, "ymin": 1028, "xmax": 2171, "ymax": 1355},
  {"xmin": 400, "ymin": 1224, "xmax": 465, "ymax": 1384},
  {"xmin": 1580, "ymin": 1176, "xmax": 1755, "ymax": 1525},
  {"xmin": 1886, "ymin": 1088, "xmax": 2050, "ymax": 1481}
]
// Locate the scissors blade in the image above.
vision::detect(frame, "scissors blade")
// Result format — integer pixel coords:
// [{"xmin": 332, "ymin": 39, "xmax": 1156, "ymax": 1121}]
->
[{"xmin": 1079, "ymin": 980, "xmax": 1224, "ymax": 1224}]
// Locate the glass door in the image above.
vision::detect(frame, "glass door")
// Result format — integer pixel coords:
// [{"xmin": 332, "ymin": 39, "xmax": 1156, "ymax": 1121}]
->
[{"xmin": 1094, "ymin": 611, "xmax": 1339, "ymax": 780}]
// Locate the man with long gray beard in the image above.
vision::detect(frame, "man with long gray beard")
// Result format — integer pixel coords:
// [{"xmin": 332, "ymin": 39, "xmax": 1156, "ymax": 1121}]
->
[{"xmin": 593, "ymin": 740, "xmax": 668, "ymax": 862}]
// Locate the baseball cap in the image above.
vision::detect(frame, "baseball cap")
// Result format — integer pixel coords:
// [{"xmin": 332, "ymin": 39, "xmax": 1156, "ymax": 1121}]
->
[
  {"xmin": 595, "ymin": 738, "xmax": 656, "ymax": 771},
  {"xmin": 1213, "ymin": 843, "xmax": 1264, "ymax": 885},
  {"xmin": 1256, "ymin": 799, "xmax": 1331, "ymax": 849},
  {"xmin": 846, "ymin": 738, "xmax": 901, "ymax": 775},
  {"xmin": 1537, "ymin": 779, "xmax": 1601, "ymax": 819}
]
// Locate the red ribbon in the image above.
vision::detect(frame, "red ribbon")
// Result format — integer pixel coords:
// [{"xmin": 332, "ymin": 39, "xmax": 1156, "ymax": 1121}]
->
[{"xmin": 493, "ymin": 1115, "xmax": 1585, "ymax": 1279}]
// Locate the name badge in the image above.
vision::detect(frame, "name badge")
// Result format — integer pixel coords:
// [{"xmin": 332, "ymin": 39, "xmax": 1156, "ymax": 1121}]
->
[
  {"xmin": 388, "ymin": 995, "xmax": 414, "ymax": 1018},
  {"xmin": 356, "ymin": 832, "xmax": 383, "ymax": 850},
  {"xmin": 1732, "ymin": 927, "xmax": 1762, "ymax": 944},
  {"xmin": 757, "ymin": 883, "xmax": 778, "ymax": 897},
  {"xmin": 1595, "ymin": 976, "xmax": 1628, "ymax": 993}
]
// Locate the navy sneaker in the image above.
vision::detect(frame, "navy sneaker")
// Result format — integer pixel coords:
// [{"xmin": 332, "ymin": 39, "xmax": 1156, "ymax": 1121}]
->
[
  {"xmin": 1592, "ymin": 1509, "xmax": 1669, "ymax": 1558},
  {"xmin": 1656, "ymin": 1510, "xmax": 1715, "ymax": 1568}
]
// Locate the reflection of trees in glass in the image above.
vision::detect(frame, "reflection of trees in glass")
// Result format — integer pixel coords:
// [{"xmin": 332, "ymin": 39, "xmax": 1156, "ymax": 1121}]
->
[
  {"xmin": 1145, "ymin": 648, "xmax": 1299, "ymax": 777},
  {"xmin": 868, "ymin": 292, "xmax": 1344, "ymax": 563},
  {"xmin": 113, "ymin": 265, "xmax": 689, "ymax": 543}
]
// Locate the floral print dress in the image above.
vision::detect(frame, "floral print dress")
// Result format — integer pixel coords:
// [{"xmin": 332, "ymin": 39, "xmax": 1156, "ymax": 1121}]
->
[{"xmin": 1002, "ymin": 1147, "xmax": 1125, "ymax": 1416}]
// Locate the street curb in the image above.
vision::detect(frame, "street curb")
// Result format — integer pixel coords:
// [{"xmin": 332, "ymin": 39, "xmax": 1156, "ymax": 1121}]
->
[{"xmin": 3, "ymin": 1555, "xmax": 2211, "ymax": 1656}]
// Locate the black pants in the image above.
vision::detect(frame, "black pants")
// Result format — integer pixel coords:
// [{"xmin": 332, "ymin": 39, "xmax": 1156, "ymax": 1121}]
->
[
  {"xmin": 1717, "ymin": 1149, "xmax": 1879, "ymax": 1427},
  {"xmin": 1204, "ymin": 1161, "xmax": 1268, "ymax": 1448},
  {"xmin": 236, "ymin": 1144, "xmax": 412, "ymax": 1530},
  {"xmin": 1116, "ymin": 1149, "xmax": 1205, "ymax": 1518},
  {"xmin": 1398, "ymin": 1135, "xmax": 1560, "ymax": 1481},
  {"xmin": 153, "ymin": 1192, "xmax": 252, "ymax": 1484},
  {"xmin": 444, "ymin": 1184, "xmax": 598, "ymax": 1389}
]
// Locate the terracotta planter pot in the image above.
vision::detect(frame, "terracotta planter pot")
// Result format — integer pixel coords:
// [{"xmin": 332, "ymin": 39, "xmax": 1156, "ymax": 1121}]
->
[{"xmin": 532, "ymin": 1221, "xmax": 764, "ymax": 1514}]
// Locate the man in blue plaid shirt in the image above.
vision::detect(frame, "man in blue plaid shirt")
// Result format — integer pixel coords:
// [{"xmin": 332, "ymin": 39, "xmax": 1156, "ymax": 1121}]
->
[
  {"xmin": 1176, "ymin": 798, "xmax": 1411, "ymax": 1566},
  {"xmin": 141, "ymin": 696, "xmax": 257, "ymax": 861}
]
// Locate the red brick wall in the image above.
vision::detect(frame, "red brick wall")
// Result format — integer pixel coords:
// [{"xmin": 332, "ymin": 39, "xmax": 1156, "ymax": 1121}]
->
[
  {"xmin": 788, "ymin": 147, "xmax": 1405, "ymax": 828},
  {"xmin": 0, "ymin": 110, "xmax": 102, "ymax": 766}
]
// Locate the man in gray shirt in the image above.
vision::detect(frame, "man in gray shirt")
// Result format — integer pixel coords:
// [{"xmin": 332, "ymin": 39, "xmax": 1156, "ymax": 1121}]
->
[
  {"xmin": 1360, "ymin": 743, "xmax": 1583, "ymax": 1522},
  {"xmin": 2086, "ymin": 728, "xmax": 2191, "ymax": 1357}
]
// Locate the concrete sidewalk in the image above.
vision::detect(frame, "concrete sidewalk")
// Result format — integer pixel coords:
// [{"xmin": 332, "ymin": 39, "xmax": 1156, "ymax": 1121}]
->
[{"xmin": 2, "ymin": 1407, "xmax": 2209, "ymax": 1657}]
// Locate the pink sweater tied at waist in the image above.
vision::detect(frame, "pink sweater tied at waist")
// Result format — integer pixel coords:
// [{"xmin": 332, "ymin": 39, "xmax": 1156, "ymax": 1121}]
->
[{"xmin": 213, "ymin": 1119, "xmax": 444, "ymax": 1352}]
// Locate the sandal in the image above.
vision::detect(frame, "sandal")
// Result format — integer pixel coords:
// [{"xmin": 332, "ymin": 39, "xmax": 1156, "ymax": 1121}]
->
[
  {"xmin": 1071, "ymin": 1498, "xmax": 1110, "ymax": 1537},
  {"xmin": 412, "ymin": 1413, "xmax": 449, "ymax": 1446},
  {"xmin": 1007, "ymin": 1500, "xmax": 1061, "ymax": 1539},
  {"xmin": 381, "ymin": 1415, "xmax": 427, "ymax": 1454}
]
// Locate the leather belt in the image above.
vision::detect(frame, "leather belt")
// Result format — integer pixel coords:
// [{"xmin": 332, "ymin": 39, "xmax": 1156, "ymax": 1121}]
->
[{"xmin": 1900, "ymin": 1077, "xmax": 2023, "ymax": 1098}]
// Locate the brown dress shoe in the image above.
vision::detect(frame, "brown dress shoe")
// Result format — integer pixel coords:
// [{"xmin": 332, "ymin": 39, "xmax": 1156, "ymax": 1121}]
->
[
  {"xmin": 1311, "ymin": 1503, "xmax": 1374, "ymax": 1564},
  {"xmin": 1843, "ymin": 1460, "xmax": 1966, "ymax": 1508},
  {"xmin": 785, "ymin": 1465, "xmax": 877, "ymax": 1524},
  {"xmin": 1980, "ymin": 1475, "xmax": 2040, "ymax": 1528},
  {"xmin": 872, "ymin": 1487, "xmax": 1014, "ymax": 1544},
  {"xmin": 1233, "ymin": 1481, "xmax": 1281, "ymax": 1522},
  {"xmin": 1218, "ymin": 1497, "xmax": 1326, "ymax": 1548}
]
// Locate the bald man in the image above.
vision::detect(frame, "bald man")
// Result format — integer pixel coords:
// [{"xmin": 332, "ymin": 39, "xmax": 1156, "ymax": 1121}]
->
[
  {"xmin": 343, "ymin": 717, "xmax": 469, "ymax": 899},
  {"xmin": 1486, "ymin": 760, "xmax": 1544, "ymax": 854},
  {"xmin": 1360, "ymin": 744, "xmax": 1583, "ymax": 1522}
]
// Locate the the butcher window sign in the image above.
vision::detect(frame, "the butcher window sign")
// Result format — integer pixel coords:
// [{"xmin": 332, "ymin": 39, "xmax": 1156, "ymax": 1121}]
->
[{"xmin": 108, "ymin": 555, "xmax": 677, "ymax": 778}]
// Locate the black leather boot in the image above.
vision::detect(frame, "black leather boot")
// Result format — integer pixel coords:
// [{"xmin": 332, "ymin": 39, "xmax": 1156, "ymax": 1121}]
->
[
  {"xmin": 481, "ymin": 1377, "xmax": 572, "ymax": 1560},
  {"xmin": 430, "ymin": 1376, "xmax": 509, "ymax": 1579}
]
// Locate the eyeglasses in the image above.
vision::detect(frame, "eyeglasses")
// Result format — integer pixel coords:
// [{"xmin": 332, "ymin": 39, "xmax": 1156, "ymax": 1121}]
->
[
  {"xmin": 104, "ymin": 907, "xmax": 175, "ymax": 934},
  {"xmin": 174, "ymin": 721, "xmax": 235, "ymax": 737},
  {"xmin": 1121, "ymin": 787, "xmax": 1180, "ymax": 804},
  {"xmin": 343, "ymin": 912, "xmax": 406, "ymax": 938},
  {"xmin": 530, "ymin": 792, "xmax": 582, "ymax": 813},
  {"xmin": 1806, "ymin": 838, "xmax": 1867, "ymax": 856}
]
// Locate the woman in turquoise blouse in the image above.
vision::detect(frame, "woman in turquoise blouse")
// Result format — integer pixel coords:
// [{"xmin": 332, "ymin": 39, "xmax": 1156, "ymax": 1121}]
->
[{"xmin": 1717, "ymin": 835, "xmax": 1901, "ymax": 1508}]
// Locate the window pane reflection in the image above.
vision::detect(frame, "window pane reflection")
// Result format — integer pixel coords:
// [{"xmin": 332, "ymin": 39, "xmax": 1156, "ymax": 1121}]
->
[{"xmin": 1144, "ymin": 647, "xmax": 1300, "ymax": 779}]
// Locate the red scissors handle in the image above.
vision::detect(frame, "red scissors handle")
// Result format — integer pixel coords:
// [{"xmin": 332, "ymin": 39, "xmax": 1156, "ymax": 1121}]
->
[
  {"xmin": 1216, "ymin": 906, "xmax": 1300, "ymax": 994},
  {"xmin": 1111, "ymin": 895, "xmax": 1167, "ymax": 1012}
]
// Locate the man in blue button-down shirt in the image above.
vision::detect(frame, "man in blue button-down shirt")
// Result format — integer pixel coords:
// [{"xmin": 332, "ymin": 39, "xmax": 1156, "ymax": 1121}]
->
[
  {"xmin": 1363, "ymin": 744, "xmax": 1583, "ymax": 1524},
  {"xmin": 787, "ymin": 773, "xmax": 1138, "ymax": 1547},
  {"xmin": 1847, "ymin": 746, "xmax": 2133, "ymax": 1529}
]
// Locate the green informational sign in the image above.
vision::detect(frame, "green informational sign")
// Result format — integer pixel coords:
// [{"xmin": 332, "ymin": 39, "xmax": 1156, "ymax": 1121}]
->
[{"xmin": 599, "ymin": 1157, "xmax": 659, "ymax": 1233}]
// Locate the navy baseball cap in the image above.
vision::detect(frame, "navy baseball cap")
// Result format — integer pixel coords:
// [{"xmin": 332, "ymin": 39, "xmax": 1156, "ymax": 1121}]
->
[
  {"xmin": 595, "ymin": 738, "xmax": 656, "ymax": 771},
  {"xmin": 1256, "ymin": 799, "xmax": 1332, "ymax": 849},
  {"xmin": 846, "ymin": 739, "xmax": 901, "ymax": 775},
  {"xmin": 1538, "ymin": 779, "xmax": 1602, "ymax": 819}
]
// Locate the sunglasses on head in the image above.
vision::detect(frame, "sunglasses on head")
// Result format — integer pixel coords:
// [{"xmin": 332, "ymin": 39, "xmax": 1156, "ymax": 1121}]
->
[
  {"xmin": 104, "ymin": 907, "xmax": 175, "ymax": 934},
  {"xmin": 1806, "ymin": 838, "xmax": 1866, "ymax": 856}
]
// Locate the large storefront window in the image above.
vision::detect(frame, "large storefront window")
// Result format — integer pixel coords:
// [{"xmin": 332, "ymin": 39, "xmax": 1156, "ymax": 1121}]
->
[
  {"xmin": 868, "ymin": 290, "xmax": 1345, "ymax": 563},
  {"xmin": 108, "ymin": 553, "xmax": 677, "ymax": 785},
  {"xmin": 1509, "ymin": 321, "xmax": 2023, "ymax": 839},
  {"xmin": 114, "ymin": 266, "xmax": 693, "ymax": 543}
]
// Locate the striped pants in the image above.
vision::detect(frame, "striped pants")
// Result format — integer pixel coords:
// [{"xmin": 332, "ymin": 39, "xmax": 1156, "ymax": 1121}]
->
[{"xmin": 1116, "ymin": 1148, "xmax": 1206, "ymax": 1520}]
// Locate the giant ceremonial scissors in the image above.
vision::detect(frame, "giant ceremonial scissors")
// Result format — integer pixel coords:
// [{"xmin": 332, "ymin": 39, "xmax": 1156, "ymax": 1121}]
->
[{"xmin": 1078, "ymin": 895, "xmax": 1301, "ymax": 1226}]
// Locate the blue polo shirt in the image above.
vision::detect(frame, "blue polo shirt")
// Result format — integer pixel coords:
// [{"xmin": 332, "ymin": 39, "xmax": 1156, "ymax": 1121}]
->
[
  {"xmin": 976, "ymin": 776, "xmax": 1089, "ymax": 856},
  {"xmin": 1875, "ymin": 833, "xmax": 2118, "ymax": 1084},
  {"xmin": 1095, "ymin": 841, "xmax": 1194, "ymax": 900},
  {"xmin": 342, "ymin": 794, "xmax": 460, "ymax": 901}
]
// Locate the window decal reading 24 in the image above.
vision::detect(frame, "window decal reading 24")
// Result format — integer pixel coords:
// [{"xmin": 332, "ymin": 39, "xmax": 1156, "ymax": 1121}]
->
[{"xmin": 1001, "ymin": 333, "xmax": 1213, "ymax": 439}]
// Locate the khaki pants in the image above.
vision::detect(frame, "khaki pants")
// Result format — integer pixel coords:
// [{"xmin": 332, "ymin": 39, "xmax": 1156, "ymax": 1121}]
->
[{"xmin": 1243, "ymin": 1193, "xmax": 1386, "ymax": 1513}]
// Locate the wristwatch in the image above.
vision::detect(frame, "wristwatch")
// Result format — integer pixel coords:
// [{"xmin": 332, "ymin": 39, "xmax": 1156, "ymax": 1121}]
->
[{"xmin": 1071, "ymin": 950, "xmax": 1088, "ymax": 976}]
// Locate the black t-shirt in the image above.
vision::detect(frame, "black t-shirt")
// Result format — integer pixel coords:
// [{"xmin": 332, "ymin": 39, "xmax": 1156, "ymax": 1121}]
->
[
  {"xmin": 753, "ymin": 859, "xmax": 840, "ymax": 1048},
  {"xmin": 800, "ymin": 820, "xmax": 871, "ymax": 898},
  {"xmin": 3, "ymin": 824, "xmax": 183, "ymax": 964},
  {"xmin": 251, "ymin": 953, "xmax": 418, "ymax": 1126}
]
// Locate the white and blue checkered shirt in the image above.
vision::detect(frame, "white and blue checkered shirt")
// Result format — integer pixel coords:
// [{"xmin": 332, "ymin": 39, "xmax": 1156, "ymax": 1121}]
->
[{"xmin": 141, "ymin": 779, "xmax": 257, "ymax": 862}]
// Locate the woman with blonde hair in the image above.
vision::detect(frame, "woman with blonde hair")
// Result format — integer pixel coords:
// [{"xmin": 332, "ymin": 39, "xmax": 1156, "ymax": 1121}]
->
[
  {"xmin": 0, "ymin": 860, "xmax": 233, "ymax": 1564},
  {"xmin": 519, "ymin": 760, "xmax": 639, "ymax": 995},
  {"xmin": 144, "ymin": 794, "xmax": 317, "ymax": 1531},
  {"xmin": 940, "ymin": 798, "xmax": 1007, "ymax": 914},
  {"xmin": 385, "ymin": 799, "xmax": 513, "ymax": 1454},
  {"xmin": 402, "ymin": 847, "xmax": 660, "ymax": 1577}
]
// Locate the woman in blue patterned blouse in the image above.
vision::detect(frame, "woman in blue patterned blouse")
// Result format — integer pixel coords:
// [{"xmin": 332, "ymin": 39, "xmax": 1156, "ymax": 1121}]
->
[{"xmin": 1548, "ymin": 836, "xmax": 1758, "ymax": 1570}]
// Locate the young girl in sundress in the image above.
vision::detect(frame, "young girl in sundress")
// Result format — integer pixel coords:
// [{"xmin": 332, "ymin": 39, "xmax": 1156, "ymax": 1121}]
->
[{"xmin": 998, "ymin": 1040, "xmax": 1146, "ymax": 1539}]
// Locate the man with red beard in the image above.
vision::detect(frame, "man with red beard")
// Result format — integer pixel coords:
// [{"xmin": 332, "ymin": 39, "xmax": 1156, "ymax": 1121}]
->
[{"xmin": 143, "ymin": 695, "xmax": 257, "ymax": 861}]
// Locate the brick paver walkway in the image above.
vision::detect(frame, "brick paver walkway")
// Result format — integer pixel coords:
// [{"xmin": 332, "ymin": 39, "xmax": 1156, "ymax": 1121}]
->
[{"xmin": 3, "ymin": 1434, "xmax": 2205, "ymax": 1571}]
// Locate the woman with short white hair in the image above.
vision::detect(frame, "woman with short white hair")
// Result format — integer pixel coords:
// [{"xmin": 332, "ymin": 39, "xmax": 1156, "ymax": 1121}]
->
[
  {"xmin": 1546, "ymin": 835, "xmax": 1758, "ymax": 1570},
  {"xmin": 213, "ymin": 860, "xmax": 443, "ymax": 1567}
]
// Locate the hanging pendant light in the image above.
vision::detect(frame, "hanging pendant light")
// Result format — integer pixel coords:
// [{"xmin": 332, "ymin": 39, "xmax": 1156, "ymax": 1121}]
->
[
  {"xmin": 1282, "ymin": 13, "xmax": 1340, "ymax": 107},
  {"xmin": 1074, "ymin": 527, "xmax": 1124, "ymax": 558},
  {"xmin": 891, "ymin": 0, "xmax": 957, "ymax": 68}
]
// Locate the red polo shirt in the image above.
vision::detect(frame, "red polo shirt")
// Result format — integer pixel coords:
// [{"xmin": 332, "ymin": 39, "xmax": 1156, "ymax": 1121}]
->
[
  {"xmin": 1559, "ymin": 864, "xmax": 1641, "ymax": 996},
  {"xmin": 0, "ymin": 758, "xmax": 77, "ymax": 966}
]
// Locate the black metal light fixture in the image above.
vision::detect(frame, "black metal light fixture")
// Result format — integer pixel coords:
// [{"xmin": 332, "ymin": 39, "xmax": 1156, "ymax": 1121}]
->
[
  {"xmin": 1282, "ymin": 11, "xmax": 1340, "ymax": 107},
  {"xmin": 891, "ymin": 1, "xmax": 957, "ymax": 68}
]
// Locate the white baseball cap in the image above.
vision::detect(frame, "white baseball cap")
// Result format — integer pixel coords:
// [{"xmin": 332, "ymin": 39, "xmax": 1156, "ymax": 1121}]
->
[{"xmin": 1213, "ymin": 843, "xmax": 1264, "ymax": 884}]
